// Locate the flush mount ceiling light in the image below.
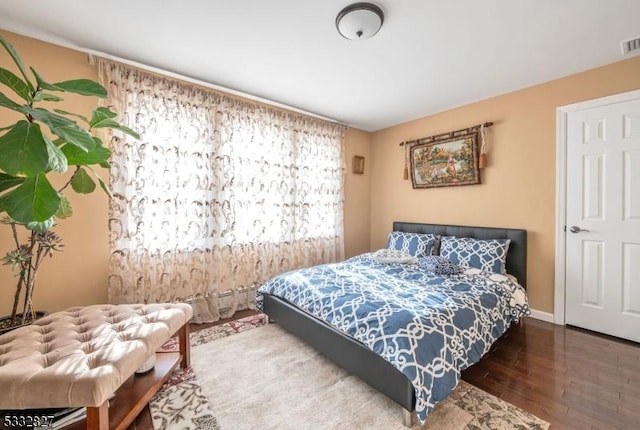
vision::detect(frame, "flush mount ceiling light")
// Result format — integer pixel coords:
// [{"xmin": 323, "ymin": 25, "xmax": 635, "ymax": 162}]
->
[{"xmin": 336, "ymin": 2, "xmax": 384, "ymax": 40}]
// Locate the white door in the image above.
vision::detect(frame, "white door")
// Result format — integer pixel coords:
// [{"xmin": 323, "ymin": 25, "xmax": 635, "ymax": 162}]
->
[{"xmin": 565, "ymin": 96, "xmax": 640, "ymax": 342}]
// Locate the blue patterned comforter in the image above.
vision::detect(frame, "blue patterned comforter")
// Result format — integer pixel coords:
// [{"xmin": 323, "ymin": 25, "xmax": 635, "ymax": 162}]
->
[{"xmin": 256, "ymin": 253, "xmax": 530, "ymax": 423}]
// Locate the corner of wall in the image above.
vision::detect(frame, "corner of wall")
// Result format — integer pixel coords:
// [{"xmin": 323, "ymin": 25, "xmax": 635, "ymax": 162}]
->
[{"xmin": 343, "ymin": 128, "xmax": 373, "ymax": 257}]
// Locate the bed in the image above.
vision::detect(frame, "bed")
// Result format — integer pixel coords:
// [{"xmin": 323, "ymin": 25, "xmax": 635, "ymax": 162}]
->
[{"xmin": 257, "ymin": 222, "xmax": 528, "ymax": 426}]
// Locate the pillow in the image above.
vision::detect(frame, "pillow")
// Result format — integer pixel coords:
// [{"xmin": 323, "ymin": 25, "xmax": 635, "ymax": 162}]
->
[
  {"xmin": 373, "ymin": 249, "xmax": 418, "ymax": 264},
  {"xmin": 386, "ymin": 232, "xmax": 437, "ymax": 258},
  {"xmin": 439, "ymin": 236, "xmax": 511, "ymax": 274},
  {"xmin": 418, "ymin": 256, "xmax": 463, "ymax": 276}
]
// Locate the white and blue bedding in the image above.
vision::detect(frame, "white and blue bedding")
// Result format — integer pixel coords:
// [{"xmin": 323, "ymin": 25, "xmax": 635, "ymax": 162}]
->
[{"xmin": 256, "ymin": 252, "xmax": 530, "ymax": 424}]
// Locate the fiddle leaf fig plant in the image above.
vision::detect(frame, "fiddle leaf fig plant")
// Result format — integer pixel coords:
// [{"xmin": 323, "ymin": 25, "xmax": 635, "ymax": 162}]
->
[{"xmin": 0, "ymin": 34, "xmax": 139, "ymax": 328}]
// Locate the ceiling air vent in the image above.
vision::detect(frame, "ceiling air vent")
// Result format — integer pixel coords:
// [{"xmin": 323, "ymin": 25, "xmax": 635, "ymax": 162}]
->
[{"xmin": 621, "ymin": 36, "xmax": 640, "ymax": 56}]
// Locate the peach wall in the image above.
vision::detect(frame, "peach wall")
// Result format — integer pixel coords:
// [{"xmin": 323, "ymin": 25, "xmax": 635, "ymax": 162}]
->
[
  {"xmin": 343, "ymin": 128, "xmax": 372, "ymax": 258},
  {"xmin": 0, "ymin": 30, "xmax": 108, "ymax": 315},
  {"xmin": 0, "ymin": 30, "xmax": 373, "ymax": 315},
  {"xmin": 370, "ymin": 55, "xmax": 640, "ymax": 313}
]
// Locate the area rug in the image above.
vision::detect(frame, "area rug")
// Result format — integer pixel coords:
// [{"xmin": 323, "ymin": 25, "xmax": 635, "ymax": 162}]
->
[
  {"xmin": 149, "ymin": 315, "xmax": 266, "ymax": 430},
  {"xmin": 150, "ymin": 314, "xmax": 549, "ymax": 430}
]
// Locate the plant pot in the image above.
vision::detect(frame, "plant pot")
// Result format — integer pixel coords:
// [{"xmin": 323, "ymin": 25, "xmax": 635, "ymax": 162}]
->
[{"xmin": 0, "ymin": 311, "xmax": 48, "ymax": 336}]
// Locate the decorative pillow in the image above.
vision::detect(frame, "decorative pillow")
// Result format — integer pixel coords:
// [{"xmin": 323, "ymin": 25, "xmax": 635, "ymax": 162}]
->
[
  {"xmin": 439, "ymin": 236, "xmax": 511, "ymax": 274},
  {"xmin": 386, "ymin": 232, "xmax": 437, "ymax": 258},
  {"xmin": 418, "ymin": 256, "xmax": 463, "ymax": 276},
  {"xmin": 373, "ymin": 249, "xmax": 418, "ymax": 264}
]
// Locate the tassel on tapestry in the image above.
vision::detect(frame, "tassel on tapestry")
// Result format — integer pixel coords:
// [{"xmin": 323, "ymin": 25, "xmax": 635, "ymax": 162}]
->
[
  {"xmin": 403, "ymin": 141, "xmax": 409, "ymax": 180},
  {"xmin": 479, "ymin": 123, "xmax": 488, "ymax": 169}
]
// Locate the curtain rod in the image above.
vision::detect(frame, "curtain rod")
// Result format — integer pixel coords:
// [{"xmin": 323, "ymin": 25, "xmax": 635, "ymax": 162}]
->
[
  {"xmin": 399, "ymin": 122, "xmax": 494, "ymax": 146},
  {"xmin": 1, "ymin": 27, "xmax": 343, "ymax": 125},
  {"xmin": 87, "ymin": 52, "xmax": 345, "ymax": 125}
]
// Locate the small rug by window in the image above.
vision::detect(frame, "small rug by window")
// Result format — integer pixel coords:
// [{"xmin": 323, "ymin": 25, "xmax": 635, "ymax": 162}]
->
[{"xmin": 150, "ymin": 315, "xmax": 549, "ymax": 429}]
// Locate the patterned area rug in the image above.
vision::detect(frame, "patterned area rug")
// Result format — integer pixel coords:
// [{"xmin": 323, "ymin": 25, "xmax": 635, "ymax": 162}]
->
[
  {"xmin": 150, "ymin": 316, "xmax": 265, "ymax": 429},
  {"xmin": 150, "ymin": 314, "xmax": 549, "ymax": 430}
]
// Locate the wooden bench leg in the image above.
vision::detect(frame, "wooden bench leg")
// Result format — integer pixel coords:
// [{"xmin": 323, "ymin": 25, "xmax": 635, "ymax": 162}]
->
[
  {"xmin": 86, "ymin": 400, "xmax": 109, "ymax": 430},
  {"xmin": 178, "ymin": 323, "xmax": 190, "ymax": 368}
]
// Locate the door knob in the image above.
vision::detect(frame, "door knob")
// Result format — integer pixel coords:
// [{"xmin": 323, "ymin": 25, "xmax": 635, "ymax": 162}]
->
[{"xmin": 569, "ymin": 226, "xmax": 590, "ymax": 233}]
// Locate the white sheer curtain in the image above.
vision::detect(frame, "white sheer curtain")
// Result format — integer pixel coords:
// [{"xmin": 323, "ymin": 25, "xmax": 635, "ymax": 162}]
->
[{"xmin": 103, "ymin": 62, "xmax": 345, "ymax": 319}]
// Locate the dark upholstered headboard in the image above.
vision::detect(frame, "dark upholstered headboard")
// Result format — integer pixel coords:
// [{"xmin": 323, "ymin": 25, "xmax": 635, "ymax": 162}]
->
[{"xmin": 392, "ymin": 222, "xmax": 528, "ymax": 289}]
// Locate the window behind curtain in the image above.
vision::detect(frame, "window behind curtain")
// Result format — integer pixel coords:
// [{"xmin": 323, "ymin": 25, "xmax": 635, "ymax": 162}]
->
[{"xmin": 104, "ymin": 62, "xmax": 345, "ymax": 316}]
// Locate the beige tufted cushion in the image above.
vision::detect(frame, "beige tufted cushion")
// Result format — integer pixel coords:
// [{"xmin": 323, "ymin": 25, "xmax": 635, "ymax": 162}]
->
[{"xmin": 0, "ymin": 303, "xmax": 192, "ymax": 409}]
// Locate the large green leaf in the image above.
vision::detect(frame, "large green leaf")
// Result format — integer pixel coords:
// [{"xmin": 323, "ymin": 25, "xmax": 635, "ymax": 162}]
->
[
  {"xmin": 70, "ymin": 167, "xmax": 96, "ymax": 193},
  {"xmin": 0, "ymin": 35, "xmax": 34, "ymax": 92},
  {"xmin": 52, "ymin": 124, "xmax": 96, "ymax": 152},
  {"xmin": 55, "ymin": 194, "xmax": 72, "ymax": 219},
  {"xmin": 90, "ymin": 107, "xmax": 139, "ymax": 138},
  {"xmin": 33, "ymin": 92, "xmax": 64, "ymax": 102},
  {"xmin": 43, "ymin": 134, "xmax": 68, "ymax": 173},
  {"xmin": 52, "ymin": 79, "xmax": 107, "ymax": 98},
  {"xmin": 92, "ymin": 119, "xmax": 140, "ymax": 138},
  {"xmin": 0, "ymin": 121, "xmax": 49, "ymax": 176},
  {"xmin": 26, "ymin": 217, "xmax": 54, "ymax": 232},
  {"xmin": 61, "ymin": 140, "xmax": 111, "ymax": 165},
  {"xmin": 24, "ymin": 107, "xmax": 95, "ymax": 152},
  {"xmin": 110, "ymin": 122, "xmax": 139, "ymax": 139},
  {"xmin": 90, "ymin": 106, "xmax": 117, "ymax": 123},
  {"xmin": 96, "ymin": 174, "xmax": 111, "ymax": 197},
  {"xmin": 86, "ymin": 166, "xmax": 112, "ymax": 198},
  {"xmin": 30, "ymin": 67, "xmax": 62, "ymax": 92},
  {"xmin": 24, "ymin": 106, "xmax": 75, "ymax": 126},
  {"xmin": 92, "ymin": 136, "xmax": 105, "ymax": 147},
  {"xmin": 0, "ymin": 173, "xmax": 24, "ymax": 192},
  {"xmin": 0, "ymin": 67, "xmax": 32, "ymax": 101},
  {"xmin": 2, "ymin": 173, "xmax": 61, "ymax": 223},
  {"xmin": 53, "ymin": 109, "xmax": 88, "ymax": 123},
  {"xmin": 0, "ymin": 91, "xmax": 25, "ymax": 112}
]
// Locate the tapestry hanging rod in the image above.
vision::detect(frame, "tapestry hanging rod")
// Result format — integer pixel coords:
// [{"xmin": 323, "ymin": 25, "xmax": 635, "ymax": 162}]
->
[{"xmin": 398, "ymin": 122, "xmax": 494, "ymax": 146}]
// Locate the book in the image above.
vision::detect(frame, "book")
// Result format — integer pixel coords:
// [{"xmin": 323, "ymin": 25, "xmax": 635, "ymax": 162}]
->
[{"xmin": 49, "ymin": 407, "xmax": 86, "ymax": 429}]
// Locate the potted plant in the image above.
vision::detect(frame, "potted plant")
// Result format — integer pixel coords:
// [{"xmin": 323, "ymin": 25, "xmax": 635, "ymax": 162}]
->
[{"xmin": 0, "ymin": 35, "xmax": 138, "ymax": 333}]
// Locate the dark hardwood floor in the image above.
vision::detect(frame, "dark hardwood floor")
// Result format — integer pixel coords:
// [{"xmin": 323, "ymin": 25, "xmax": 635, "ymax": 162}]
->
[
  {"xmin": 462, "ymin": 317, "xmax": 640, "ymax": 430},
  {"xmin": 133, "ymin": 313, "xmax": 639, "ymax": 429}
]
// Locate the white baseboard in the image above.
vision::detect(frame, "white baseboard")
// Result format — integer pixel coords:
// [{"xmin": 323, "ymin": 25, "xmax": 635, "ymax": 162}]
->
[{"xmin": 527, "ymin": 308, "xmax": 555, "ymax": 323}]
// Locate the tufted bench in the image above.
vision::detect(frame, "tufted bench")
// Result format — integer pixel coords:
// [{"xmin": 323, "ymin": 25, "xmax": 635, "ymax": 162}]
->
[{"xmin": 0, "ymin": 303, "xmax": 193, "ymax": 430}]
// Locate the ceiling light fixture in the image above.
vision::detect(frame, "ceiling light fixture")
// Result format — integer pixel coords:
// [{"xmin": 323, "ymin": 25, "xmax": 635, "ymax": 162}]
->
[{"xmin": 335, "ymin": 2, "xmax": 384, "ymax": 40}]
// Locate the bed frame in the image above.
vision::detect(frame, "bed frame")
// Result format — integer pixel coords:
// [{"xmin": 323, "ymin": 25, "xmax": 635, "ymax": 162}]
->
[{"xmin": 261, "ymin": 222, "xmax": 527, "ymax": 426}]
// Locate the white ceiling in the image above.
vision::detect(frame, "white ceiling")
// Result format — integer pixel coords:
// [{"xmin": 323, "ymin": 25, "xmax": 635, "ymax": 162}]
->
[{"xmin": 1, "ymin": 0, "xmax": 639, "ymax": 132}]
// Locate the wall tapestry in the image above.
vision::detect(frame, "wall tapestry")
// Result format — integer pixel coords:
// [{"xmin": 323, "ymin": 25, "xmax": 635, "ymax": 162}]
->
[
  {"xmin": 410, "ymin": 131, "xmax": 480, "ymax": 188},
  {"xmin": 401, "ymin": 122, "xmax": 493, "ymax": 189}
]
